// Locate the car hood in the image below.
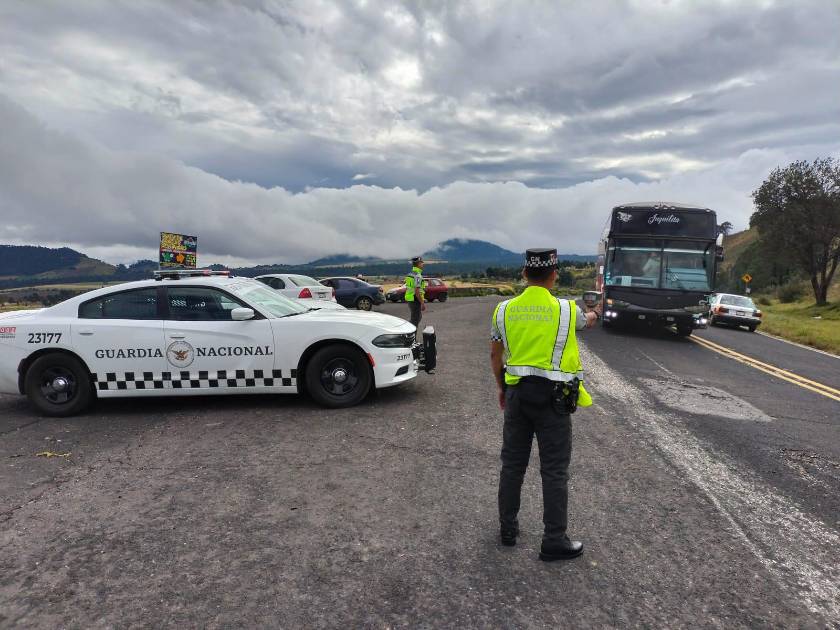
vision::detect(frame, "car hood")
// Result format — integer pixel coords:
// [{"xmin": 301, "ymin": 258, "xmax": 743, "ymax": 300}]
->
[
  {"xmin": 0, "ymin": 309, "xmax": 43, "ymax": 321},
  {"xmin": 292, "ymin": 309, "xmax": 414, "ymax": 331},
  {"xmin": 302, "ymin": 299, "xmax": 345, "ymax": 311}
]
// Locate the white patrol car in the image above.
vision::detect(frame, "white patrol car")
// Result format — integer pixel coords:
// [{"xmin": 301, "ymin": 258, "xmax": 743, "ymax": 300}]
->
[{"xmin": 0, "ymin": 270, "xmax": 423, "ymax": 417}]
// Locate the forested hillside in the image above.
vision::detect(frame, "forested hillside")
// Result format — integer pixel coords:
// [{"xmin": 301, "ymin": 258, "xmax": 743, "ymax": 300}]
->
[{"xmin": 0, "ymin": 245, "xmax": 83, "ymax": 276}]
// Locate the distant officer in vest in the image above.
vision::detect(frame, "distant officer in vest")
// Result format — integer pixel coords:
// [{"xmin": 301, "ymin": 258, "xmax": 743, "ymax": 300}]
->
[
  {"xmin": 405, "ymin": 256, "xmax": 426, "ymax": 328},
  {"xmin": 490, "ymin": 248, "xmax": 601, "ymax": 561}
]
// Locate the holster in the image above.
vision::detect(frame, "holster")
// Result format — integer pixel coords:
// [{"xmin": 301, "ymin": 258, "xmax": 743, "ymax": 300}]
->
[{"xmin": 552, "ymin": 378, "xmax": 580, "ymax": 414}]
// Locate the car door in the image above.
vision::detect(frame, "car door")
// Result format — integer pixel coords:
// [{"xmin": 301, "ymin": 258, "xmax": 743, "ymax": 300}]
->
[
  {"xmin": 163, "ymin": 285, "xmax": 277, "ymax": 392},
  {"xmin": 73, "ymin": 287, "xmax": 167, "ymax": 393},
  {"xmin": 328, "ymin": 279, "xmax": 353, "ymax": 307}
]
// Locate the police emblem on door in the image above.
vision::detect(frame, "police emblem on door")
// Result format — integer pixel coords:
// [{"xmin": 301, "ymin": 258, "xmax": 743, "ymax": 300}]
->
[{"xmin": 167, "ymin": 341, "xmax": 195, "ymax": 368}]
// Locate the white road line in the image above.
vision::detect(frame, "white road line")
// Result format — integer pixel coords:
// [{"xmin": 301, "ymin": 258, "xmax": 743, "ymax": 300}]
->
[
  {"xmin": 754, "ymin": 330, "xmax": 840, "ymax": 360},
  {"xmin": 581, "ymin": 341, "xmax": 840, "ymax": 623}
]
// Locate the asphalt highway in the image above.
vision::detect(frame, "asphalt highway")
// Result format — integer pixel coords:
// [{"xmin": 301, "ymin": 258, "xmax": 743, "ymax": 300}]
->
[{"xmin": 1, "ymin": 297, "xmax": 838, "ymax": 628}]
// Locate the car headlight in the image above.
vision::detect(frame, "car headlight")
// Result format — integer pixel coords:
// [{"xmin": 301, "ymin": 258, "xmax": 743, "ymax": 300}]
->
[{"xmin": 373, "ymin": 333, "xmax": 415, "ymax": 348}]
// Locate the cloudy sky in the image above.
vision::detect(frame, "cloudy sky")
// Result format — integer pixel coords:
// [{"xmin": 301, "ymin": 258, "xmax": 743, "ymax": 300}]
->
[{"xmin": 1, "ymin": 0, "xmax": 838, "ymax": 265}]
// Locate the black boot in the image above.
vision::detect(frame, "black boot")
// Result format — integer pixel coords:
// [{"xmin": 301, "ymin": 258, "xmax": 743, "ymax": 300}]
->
[
  {"xmin": 500, "ymin": 528, "xmax": 518, "ymax": 547},
  {"xmin": 539, "ymin": 536, "xmax": 583, "ymax": 561}
]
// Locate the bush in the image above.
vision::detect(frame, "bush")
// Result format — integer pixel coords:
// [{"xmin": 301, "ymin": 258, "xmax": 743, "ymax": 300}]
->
[
  {"xmin": 777, "ymin": 282, "xmax": 805, "ymax": 303},
  {"xmin": 756, "ymin": 296, "xmax": 772, "ymax": 306}
]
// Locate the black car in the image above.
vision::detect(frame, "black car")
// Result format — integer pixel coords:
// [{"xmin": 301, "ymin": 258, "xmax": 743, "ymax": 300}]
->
[{"xmin": 319, "ymin": 277, "xmax": 386, "ymax": 311}]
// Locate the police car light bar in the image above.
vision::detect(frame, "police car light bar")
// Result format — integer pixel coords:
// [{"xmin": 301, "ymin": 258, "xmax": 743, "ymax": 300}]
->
[{"xmin": 153, "ymin": 269, "xmax": 231, "ymax": 280}]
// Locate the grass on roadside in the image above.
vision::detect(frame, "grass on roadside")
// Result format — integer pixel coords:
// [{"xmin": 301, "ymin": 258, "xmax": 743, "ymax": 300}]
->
[{"xmin": 757, "ymin": 291, "xmax": 840, "ymax": 355}]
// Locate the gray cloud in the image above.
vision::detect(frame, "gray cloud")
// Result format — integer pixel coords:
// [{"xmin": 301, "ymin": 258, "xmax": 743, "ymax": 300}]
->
[{"xmin": 0, "ymin": 1, "xmax": 838, "ymax": 262}]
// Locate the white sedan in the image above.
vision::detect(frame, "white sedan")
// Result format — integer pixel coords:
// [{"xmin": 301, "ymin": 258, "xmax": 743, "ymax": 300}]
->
[
  {"xmin": 255, "ymin": 273, "xmax": 335, "ymax": 302},
  {"xmin": 0, "ymin": 271, "xmax": 421, "ymax": 417}
]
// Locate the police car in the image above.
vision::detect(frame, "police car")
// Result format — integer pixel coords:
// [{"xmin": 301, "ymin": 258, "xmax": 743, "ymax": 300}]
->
[{"xmin": 0, "ymin": 270, "xmax": 422, "ymax": 417}]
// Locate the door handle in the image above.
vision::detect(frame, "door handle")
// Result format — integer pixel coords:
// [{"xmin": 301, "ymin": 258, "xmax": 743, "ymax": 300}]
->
[
  {"xmin": 78, "ymin": 330, "xmax": 94, "ymax": 336},
  {"xmin": 169, "ymin": 333, "xmax": 186, "ymax": 339}
]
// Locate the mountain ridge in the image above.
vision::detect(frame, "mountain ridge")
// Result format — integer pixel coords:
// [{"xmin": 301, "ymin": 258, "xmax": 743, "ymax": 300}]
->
[{"xmin": 0, "ymin": 240, "xmax": 596, "ymax": 289}]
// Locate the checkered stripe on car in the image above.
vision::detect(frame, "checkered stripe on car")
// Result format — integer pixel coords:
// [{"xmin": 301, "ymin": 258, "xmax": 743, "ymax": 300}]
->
[{"xmin": 92, "ymin": 369, "xmax": 297, "ymax": 391}]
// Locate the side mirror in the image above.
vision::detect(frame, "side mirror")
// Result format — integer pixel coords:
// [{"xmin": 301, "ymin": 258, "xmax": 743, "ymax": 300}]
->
[
  {"xmin": 231, "ymin": 307, "xmax": 255, "ymax": 321},
  {"xmin": 715, "ymin": 245, "xmax": 724, "ymax": 262},
  {"xmin": 582, "ymin": 291, "xmax": 601, "ymax": 308}
]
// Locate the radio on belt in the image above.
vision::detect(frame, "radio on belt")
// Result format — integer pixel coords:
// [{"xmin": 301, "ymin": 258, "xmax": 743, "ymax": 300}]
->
[{"xmin": 412, "ymin": 326, "xmax": 437, "ymax": 374}]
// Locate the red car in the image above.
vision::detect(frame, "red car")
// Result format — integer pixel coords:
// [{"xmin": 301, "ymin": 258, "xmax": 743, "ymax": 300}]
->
[{"xmin": 386, "ymin": 277, "xmax": 448, "ymax": 302}]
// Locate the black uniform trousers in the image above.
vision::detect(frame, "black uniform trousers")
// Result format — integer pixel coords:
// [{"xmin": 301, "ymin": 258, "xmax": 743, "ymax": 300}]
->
[
  {"xmin": 408, "ymin": 300, "xmax": 422, "ymax": 327},
  {"xmin": 498, "ymin": 377, "xmax": 573, "ymax": 544}
]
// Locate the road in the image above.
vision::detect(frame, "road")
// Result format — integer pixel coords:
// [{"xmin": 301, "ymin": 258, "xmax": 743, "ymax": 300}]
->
[{"xmin": 1, "ymin": 297, "xmax": 838, "ymax": 628}]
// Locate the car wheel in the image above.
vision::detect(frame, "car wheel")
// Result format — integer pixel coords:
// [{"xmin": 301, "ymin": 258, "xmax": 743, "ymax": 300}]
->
[
  {"xmin": 356, "ymin": 296, "xmax": 373, "ymax": 311},
  {"xmin": 305, "ymin": 344, "xmax": 372, "ymax": 408},
  {"xmin": 748, "ymin": 324, "xmax": 757, "ymax": 332},
  {"xmin": 709, "ymin": 315, "xmax": 717, "ymax": 326},
  {"xmin": 438, "ymin": 293, "xmax": 448, "ymax": 302},
  {"xmin": 24, "ymin": 353, "xmax": 93, "ymax": 417}
]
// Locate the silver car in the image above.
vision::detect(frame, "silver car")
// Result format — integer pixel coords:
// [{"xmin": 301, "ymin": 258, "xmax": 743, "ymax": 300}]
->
[{"xmin": 709, "ymin": 293, "xmax": 763, "ymax": 332}]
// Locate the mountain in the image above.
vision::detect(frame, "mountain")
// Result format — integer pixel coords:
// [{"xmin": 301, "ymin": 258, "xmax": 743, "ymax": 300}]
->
[
  {"xmin": 307, "ymin": 254, "xmax": 382, "ymax": 266},
  {"xmin": 423, "ymin": 238, "xmax": 521, "ymax": 263},
  {"xmin": 0, "ymin": 245, "xmax": 116, "ymax": 283}
]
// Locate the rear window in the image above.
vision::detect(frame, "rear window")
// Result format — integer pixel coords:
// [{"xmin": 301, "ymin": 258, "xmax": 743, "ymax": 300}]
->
[
  {"xmin": 720, "ymin": 295, "xmax": 754, "ymax": 308},
  {"xmin": 287, "ymin": 275, "xmax": 320, "ymax": 287}
]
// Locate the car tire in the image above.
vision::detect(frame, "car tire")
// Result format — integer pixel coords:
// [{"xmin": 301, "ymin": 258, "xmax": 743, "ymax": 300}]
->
[
  {"xmin": 24, "ymin": 353, "xmax": 93, "ymax": 417},
  {"xmin": 438, "ymin": 293, "xmax": 448, "ymax": 302},
  {"xmin": 709, "ymin": 315, "xmax": 717, "ymax": 326},
  {"xmin": 305, "ymin": 344, "xmax": 372, "ymax": 408},
  {"xmin": 748, "ymin": 324, "xmax": 757, "ymax": 332},
  {"xmin": 356, "ymin": 296, "xmax": 373, "ymax": 311}
]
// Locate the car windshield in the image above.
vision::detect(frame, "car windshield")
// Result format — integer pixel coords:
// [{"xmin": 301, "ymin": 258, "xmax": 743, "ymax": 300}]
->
[
  {"xmin": 288, "ymin": 274, "xmax": 321, "ymax": 287},
  {"xmin": 720, "ymin": 295, "xmax": 754, "ymax": 308},
  {"xmin": 605, "ymin": 239, "xmax": 713, "ymax": 291},
  {"xmin": 229, "ymin": 282, "xmax": 308, "ymax": 317}
]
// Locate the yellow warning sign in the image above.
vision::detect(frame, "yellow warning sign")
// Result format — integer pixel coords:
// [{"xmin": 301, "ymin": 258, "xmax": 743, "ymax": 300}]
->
[{"xmin": 741, "ymin": 273, "xmax": 752, "ymax": 283}]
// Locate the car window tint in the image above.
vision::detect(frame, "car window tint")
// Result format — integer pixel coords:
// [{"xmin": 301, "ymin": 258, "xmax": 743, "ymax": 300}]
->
[
  {"xmin": 166, "ymin": 287, "xmax": 246, "ymax": 321},
  {"xmin": 337, "ymin": 279, "xmax": 356, "ymax": 290},
  {"xmin": 78, "ymin": 288, "xmax": 158, "ymax": 319}
]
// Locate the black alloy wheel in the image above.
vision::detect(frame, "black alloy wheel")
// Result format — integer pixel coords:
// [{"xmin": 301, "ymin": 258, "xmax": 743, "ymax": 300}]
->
[
  {"xmin": 356, "ymin": 296, "xmax": 373, "ymax": 311},
  {"xmin": 438, "ymin": 293, "xmax": 448, "ymax": 302},
  {"xmin": 24, "ymin": 353, "xmax": 93, "ymax": 417},
  {"xmin": 305, "ymin": 344, "xmax": 372, "ymax": 408}
]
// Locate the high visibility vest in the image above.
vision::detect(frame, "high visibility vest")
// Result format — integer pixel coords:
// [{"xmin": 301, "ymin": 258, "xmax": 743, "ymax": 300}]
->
[
  {"xmin": 492, "ymin": 286, "xmax": 592, "ymax": 406},
  {"xmin": 405, "ymin": 267, "xmax": 424, "ymax": 302}
]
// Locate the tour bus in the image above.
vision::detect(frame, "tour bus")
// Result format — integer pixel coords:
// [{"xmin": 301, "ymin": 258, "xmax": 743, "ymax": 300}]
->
[{"xmin": 595, "ymin": 202, "xmax": 723, "ymax": 336}]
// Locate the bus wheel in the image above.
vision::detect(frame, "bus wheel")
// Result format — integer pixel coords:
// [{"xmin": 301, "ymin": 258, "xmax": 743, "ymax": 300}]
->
[{"xmin": 676, "ymin": 325, "xmax": 693, "ymax": 337}]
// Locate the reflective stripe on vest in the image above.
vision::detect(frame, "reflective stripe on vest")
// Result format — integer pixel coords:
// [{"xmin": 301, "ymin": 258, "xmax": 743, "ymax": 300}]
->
[{"xmin": 405, "ymin": 268, "xmax": 423, "ymax": 302}]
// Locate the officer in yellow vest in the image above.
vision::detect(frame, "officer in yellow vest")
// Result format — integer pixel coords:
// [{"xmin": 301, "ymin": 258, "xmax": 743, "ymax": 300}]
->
[
  {"xmin": 490, "ymin": 248, "xmax": 600, "ymax": 561},
  {"xmin": 405, "ymin": 256, "xmax": 426, "ymax": 328}
]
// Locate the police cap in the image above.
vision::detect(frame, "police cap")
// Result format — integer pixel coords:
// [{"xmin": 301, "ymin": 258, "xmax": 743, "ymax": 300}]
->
[
  {"xmin": 411, "ymin": 256, "xmax": 424, "ymax": 265},
  {"xmin": 524, "ymin": 248, "xmax": 558, "ymax": 269}
]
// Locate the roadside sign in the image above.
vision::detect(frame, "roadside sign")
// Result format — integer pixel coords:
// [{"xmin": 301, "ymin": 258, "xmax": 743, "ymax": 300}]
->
[
  {"xmin": 159, "ymin": 232, "xmax": 197, "ymax": 268},
  {"xmin": 745, "ymin": 287, "xmax": 751, "ymax": 294},
  {"xmin": 741, "ymin": 273, "xmax": 752, "ymax": 283}
]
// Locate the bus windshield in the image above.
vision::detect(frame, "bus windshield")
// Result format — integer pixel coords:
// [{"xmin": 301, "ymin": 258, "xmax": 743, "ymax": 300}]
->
[{"xmin": 605, "ymin": 240, "xmax": 713, "ymax": 291}]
